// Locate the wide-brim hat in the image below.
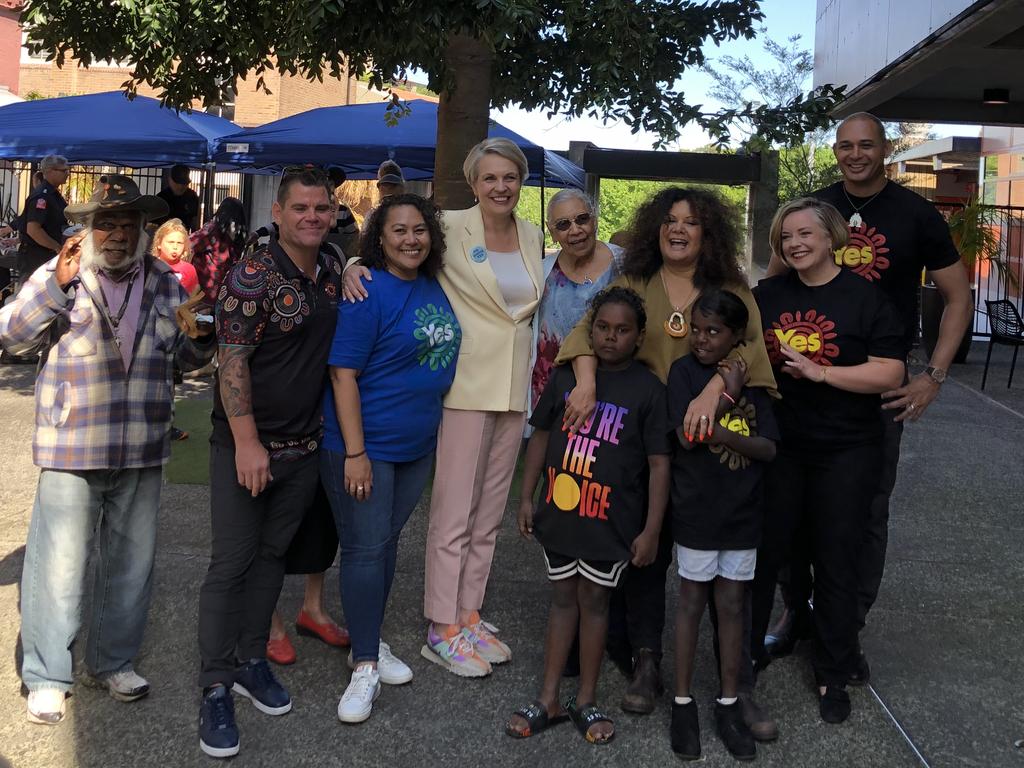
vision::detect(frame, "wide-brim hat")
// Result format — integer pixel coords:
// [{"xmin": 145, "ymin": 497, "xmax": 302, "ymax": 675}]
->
[{"xmin": 66, "ymin": 174, "xmax": 169, "ymax": 222}]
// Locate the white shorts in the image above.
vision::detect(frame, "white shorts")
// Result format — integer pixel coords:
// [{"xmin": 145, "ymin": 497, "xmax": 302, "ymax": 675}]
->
[{"xmin": 676, "ymin": 545, "xmax": 757, "ymax": 582}]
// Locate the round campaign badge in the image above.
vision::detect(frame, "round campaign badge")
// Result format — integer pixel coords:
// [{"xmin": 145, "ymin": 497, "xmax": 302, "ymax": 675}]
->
[{"xmin": 471, "ymin": 245, "xmax": 487, "ymax": 263}]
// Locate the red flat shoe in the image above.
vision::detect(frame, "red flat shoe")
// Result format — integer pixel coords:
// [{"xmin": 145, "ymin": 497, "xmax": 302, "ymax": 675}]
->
[
  {"xmin": 266, "ymin": 634, "xmax": 296, "ymax": 665},
  {"xmin": 295, "ymin": 610, "xmax": 351, "ymax": 648}
]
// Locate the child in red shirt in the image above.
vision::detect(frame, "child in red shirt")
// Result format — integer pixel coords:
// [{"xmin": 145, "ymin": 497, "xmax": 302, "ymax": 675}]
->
[{"xmin": 153, "ymin": 218, "xmax": 199, "ymax": 295}]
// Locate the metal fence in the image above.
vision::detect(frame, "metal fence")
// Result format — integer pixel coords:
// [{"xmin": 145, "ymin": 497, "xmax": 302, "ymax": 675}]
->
[
  {"xmin": 0, "ymin": 161, "xmax": 245, "ymax": 229},
  {"xmin": 933, "ymin": 202, "xmax": 1024, "ymax": 337}
]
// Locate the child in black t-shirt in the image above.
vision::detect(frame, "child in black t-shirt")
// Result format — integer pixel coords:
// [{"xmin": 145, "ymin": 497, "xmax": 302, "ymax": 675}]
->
[
  {"xmin": 507, "ymin": 286, "xmax": 670, "ymax": 746},
  {"xmin": 666, "ymin": 290, "xmax": 778, "ymax": 762}
]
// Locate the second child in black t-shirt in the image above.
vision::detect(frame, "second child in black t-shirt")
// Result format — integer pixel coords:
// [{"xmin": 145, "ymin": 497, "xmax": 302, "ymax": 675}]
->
[
  {"xmin": 507, "ymin": 287, "xmax": 670, "ymax": 746},
  {"xmin": 752, "ymin": 198, "xmax": 906, "ymax": 726},
  {"xmin": 666, "ymin": 290, "xmax": 778, "ymax": 761}
]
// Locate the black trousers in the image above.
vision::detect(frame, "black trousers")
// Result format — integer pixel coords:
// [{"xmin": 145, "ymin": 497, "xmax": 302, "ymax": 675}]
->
[
  {"xmin": 607, "ymin": 520, "xmax": 674, "ymax": 661},
  {"xmin": 773, "ymin": 410, "xmax": 903, "ymax": 634},
  {"xmin": 751, "ymin": 442, "xmax": 879, "ymax": 686},
  {"xmin": 197, "ymin": 444, "xmax": 319, "ymax": 689}
]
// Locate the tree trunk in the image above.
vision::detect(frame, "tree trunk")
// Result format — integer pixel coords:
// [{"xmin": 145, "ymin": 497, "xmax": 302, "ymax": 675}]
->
[{"xmin": 434, "ymin": 32, "xmax": 494, "ymax": 210}]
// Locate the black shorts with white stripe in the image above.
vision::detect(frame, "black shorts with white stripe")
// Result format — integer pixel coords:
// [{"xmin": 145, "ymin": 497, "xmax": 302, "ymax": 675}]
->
[{"xmin": 542, "ymin": 549, "xmax": 628, "ymax": 588}]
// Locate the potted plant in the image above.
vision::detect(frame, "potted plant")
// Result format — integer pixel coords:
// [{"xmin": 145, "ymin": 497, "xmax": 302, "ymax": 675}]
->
[{"xmin": 920, "ymin": 196, "xmax": 1016, "ymax": 363}]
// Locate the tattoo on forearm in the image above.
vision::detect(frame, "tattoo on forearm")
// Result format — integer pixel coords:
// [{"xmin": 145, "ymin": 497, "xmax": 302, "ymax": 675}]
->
[{"xmin": 219, "ymin": 346, "xmax": 254, "ymax": 418}]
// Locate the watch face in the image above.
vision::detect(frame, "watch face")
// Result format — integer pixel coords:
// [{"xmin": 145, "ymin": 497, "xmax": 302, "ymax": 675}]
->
[{"xmin": 927, "ymin": 367, "xmax": 947, "ymax": 383}]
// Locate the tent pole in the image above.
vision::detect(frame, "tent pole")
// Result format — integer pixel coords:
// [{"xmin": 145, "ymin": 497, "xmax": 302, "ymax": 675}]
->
[
  {"xmin": 540, "ymin": 153, "xmax": 546, "ymax": 236},
  {"xmin": 201, "ymin": 163, "xmax": 216, "ymax": 225}
]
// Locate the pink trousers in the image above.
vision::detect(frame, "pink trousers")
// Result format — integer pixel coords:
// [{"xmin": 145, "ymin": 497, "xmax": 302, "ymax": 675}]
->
[{"xmin": 423, "ymin": 408, "xmax": 526, "ymax": 625}]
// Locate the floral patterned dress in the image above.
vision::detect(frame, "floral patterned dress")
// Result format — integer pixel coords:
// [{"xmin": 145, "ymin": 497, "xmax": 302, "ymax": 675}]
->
[{"xmin": 531, "ymin": 242, "xmax": 624, "ymax": 412}]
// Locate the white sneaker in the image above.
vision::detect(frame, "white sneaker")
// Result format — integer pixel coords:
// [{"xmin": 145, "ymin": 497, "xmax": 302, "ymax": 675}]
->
[
  {"xmin": 27, "ymin": 689, "xmax": 66, "ymax": 724},
  {"xmin": 94, "ymin": 668, "xmax": 150, "ymax": 702},
  {"xmin": 348, "ymin": 641, "xmax": 413, "ymax": 686},
  {"xmin": 337, "ymin": 666, "xmax": 380, "ymax": 723}
]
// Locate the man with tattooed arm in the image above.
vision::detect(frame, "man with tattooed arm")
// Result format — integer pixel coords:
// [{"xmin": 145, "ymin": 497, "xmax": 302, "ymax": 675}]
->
[{"xmin": 196, "ymin": 168, "xmax": 344, "ymax": 759}]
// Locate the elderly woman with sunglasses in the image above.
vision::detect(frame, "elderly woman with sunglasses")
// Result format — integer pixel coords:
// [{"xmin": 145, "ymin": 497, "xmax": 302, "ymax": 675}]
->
[{"xmin": 531, "ymin": 189, "xmax": 623, "ymax": 412}]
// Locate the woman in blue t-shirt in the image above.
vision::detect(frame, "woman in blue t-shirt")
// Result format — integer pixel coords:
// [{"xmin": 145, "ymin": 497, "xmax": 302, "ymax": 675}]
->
[{"xmin": 321, "ymin": 194, "xmax": 461, "ymax": 724}]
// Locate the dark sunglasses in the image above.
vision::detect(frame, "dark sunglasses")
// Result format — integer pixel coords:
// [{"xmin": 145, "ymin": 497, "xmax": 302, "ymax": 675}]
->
[{"xmin": 552, "ymin": 212, "xmax": 593, "ymax": 231}]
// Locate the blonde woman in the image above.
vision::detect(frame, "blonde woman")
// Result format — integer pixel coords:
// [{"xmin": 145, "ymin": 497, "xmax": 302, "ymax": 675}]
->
[{"xmin": 344, "ymin": 138, "xmax": 544, "ymax": 676}]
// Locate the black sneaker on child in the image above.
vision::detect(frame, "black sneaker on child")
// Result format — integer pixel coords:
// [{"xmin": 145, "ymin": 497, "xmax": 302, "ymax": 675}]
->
[
  {"xmin": 715, "ymin": 700, "xmax": 756, "ymax": 760},
  {"xmin": 670, "ymin": 700, "xmax": 701, "ymax": 760},
  {"xmin": 819, "ymin": 686, "xmax": 851, "ymax": 724}
]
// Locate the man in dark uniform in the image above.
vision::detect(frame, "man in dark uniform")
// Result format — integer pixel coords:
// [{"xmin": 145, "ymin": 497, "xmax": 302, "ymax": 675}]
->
[
  {"xmin": 155, "ymin": 165, "xmax": 200, "ymax": 231},
  {"xmin": 19, "ymin": 155, "xmax": 69, "ymax": 280}
]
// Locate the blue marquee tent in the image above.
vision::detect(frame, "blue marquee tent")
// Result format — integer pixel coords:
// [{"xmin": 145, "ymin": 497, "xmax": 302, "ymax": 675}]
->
[
  {"xmin": 0, "ymin": 91, "xmax": 239, "ymax": 166},
  {"xmin": 212, "ymin": 99, "xmax": 584, "ymax": 188}
]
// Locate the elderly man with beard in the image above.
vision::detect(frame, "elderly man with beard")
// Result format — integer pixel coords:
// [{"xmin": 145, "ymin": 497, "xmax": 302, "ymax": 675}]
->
[{"xmin": 0, "ymin": 175, "xmax": 216, "ymax": 725}]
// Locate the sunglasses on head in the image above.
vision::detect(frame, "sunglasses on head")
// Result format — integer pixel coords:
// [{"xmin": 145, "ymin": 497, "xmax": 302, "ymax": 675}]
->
[
  {"xmin": 552, "ymin": 212, "xmax": 593, "ymax": 231},
  {"xmin": 282, "ymin": 164, "xmax": 329, "ymax": 180}
]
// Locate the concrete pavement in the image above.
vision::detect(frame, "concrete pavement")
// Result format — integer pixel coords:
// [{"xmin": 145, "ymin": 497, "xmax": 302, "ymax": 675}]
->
[{"xmin": 0, "ymin": 357, "xmax": 1019, "ymax": 767}]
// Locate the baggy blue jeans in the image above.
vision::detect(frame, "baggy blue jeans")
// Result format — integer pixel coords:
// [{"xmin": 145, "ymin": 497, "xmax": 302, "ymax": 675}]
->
[
  {"xmin": 320, "ymin": 450, "xmax": 433, "ymax": 663},
  {"xmin": 20, "ymin": 467, "xmax": 163, "ymax": 692}
]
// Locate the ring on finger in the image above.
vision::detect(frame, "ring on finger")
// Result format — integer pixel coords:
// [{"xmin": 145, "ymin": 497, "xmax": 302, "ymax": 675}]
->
[{"xmin": 908, "ymin": 403, "xmax": 916, "ymax": 411}]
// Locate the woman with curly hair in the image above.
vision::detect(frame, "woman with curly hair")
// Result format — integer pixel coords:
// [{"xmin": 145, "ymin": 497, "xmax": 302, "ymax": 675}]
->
[
  {"xmin": 322, "ymin": 193, "xmax": 462, "ymax": 722},
  {"xmin": 554, "ymin": 187, "xmax": 777, "ymax": 734}
]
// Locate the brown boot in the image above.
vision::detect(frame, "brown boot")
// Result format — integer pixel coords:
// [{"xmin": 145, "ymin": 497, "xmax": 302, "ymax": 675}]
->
[
  {"xmin": 620, "ymin": 648, "xmax": 663, "ymax": 714},
  {"xmin": 738, "ymin": 691, "xmax": 778, "ymax": 742}
]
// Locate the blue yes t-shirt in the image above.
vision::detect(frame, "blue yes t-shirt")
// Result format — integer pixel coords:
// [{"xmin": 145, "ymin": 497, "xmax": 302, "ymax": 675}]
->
[{"xmin": 323, "ymin": 269, "xmax": 462, "ymax": 462}]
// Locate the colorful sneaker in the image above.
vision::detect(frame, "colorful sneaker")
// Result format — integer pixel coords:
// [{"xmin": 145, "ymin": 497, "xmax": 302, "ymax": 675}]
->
[
  {"xmin": 337, "ymin": 665, "xmax": 381, "ymax": 723},
  {"xmin": 462, "ymin": 619, "xmax": 512, "ymax": 665},
  {"xmin": 348, "ymin": 641, "xmax": 413, "ymax": 685},
  {"xmin": 420, "ymin": 626, "xmax": 492, "ymax": 677},
  {"xmin": 232, "ymin": 659, "xmax": 292, "ymax": 715},
  {"xmin": 199, "ymin": 686, "xmax": 240, "ymax": 758}
]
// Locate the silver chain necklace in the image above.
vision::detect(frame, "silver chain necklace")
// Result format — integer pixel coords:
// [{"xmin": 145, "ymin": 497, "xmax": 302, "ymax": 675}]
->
[{"xmin": 842, "ymin": 181, "xmax": 887, "ymax": 228}]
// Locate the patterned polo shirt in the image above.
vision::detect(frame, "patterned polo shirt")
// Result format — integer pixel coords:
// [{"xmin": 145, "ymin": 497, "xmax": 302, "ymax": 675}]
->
[{"xmin": 212, "ymin": 237, "xmax": 343, "ymax": 460}]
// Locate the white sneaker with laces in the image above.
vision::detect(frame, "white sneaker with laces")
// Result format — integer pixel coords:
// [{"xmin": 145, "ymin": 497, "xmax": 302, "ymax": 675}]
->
[
  {"xmin": 337, "ymin": 666, "xmax": 381, "ymax": 723},
  {"xmin": 27, "ymin": 689, "xmax": 66, "ymax": 725},
  {"xmin": 98, "ymin": 668, "xmax": 150, "ymax": 702},
  {"xmin": 348, "ymin": 641, "xmax": 413, "ymax": 685}
]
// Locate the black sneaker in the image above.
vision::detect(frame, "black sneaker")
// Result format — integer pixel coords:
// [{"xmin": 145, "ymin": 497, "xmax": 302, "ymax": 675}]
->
[
  {"xmin": 819, "ymin": 686, "xmax": 851, "ymax": 724},
  {"xmin": 199, "ymin": 686, "xmax": 240, "ymax": 758},
  {"xmin": 670, "ymin": 700, "xmax": 701, "ymax": 760},
  {"xmin": 848, "ymin": 650, "xmax": 871, "ymax": 686},
  {"xmin": 232, "ymin": 659, "xmax": 292, "ymax": 715},
  {"xmin": 715, "ymin": 700, "xmax": 756, "ymax": 760}
]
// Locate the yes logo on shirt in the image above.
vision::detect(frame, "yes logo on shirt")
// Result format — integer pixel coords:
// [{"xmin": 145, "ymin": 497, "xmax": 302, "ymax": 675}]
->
[
  {"xmin": 834, "ymin": 221, "xmax": 890, "ymax": 282},
  {"xmin": 547, "ymin": 399, "xmax": 628, "ymax": 521},
  {"xmin": 711, "ymin": 398, "xmax": 759, "ymax": 471},
  {"xmin": 765, "ymin": 309, "xmax": 840, "ymax": 366},
  {"xmin": 414, "ymin": 303, "xmax": 460, "ymax": 371}
]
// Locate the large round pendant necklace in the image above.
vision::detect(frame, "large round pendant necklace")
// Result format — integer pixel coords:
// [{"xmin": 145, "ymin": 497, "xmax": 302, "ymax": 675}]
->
[{"xmin": 660, "ymin": 269, "xmax": 698, "ymax": 338}]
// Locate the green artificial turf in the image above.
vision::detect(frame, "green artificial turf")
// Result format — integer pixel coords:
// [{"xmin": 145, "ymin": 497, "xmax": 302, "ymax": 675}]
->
[{"xmin": 165, "ymin": 398, "xmax": 212, "ymax": 485}]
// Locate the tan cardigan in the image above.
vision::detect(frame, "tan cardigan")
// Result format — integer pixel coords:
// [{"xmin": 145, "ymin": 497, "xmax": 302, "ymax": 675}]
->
[{"xmin": 554, "ymin": 272, "xmax": 777, "ymax": 391}]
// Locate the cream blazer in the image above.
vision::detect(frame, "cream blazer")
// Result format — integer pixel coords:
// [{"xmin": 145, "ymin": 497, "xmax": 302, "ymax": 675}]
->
[{"xmin": 439, "ymin": 206, "xmax": 544, "ymax": 412}]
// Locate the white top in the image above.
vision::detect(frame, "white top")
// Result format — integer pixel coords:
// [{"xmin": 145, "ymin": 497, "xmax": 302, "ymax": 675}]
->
[{"xmin": 487, "ymin": 249, "xmax": 535, "ymax": 316}]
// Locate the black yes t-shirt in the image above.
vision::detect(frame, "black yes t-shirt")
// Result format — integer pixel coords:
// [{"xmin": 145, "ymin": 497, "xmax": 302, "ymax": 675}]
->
[
  {"xmin": 814, "ymin": 181, "xmax": 960, "ymax": 352},
  {"xmin": 754, "ymin": 269, "xmax": 905, "ymax": 449},
  {"xmin": 528, "ymin": 361, "xmax": 670, "ymax": 561},
  {"xmin": 667, "ymin": 355, "xmax": 779, "ymax": 551}
]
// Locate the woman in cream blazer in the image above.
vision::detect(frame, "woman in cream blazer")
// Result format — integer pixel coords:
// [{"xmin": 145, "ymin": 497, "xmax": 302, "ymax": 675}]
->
[{"xmin": 344, "ymin": 138, "xmax": 543, "ymax": 678}]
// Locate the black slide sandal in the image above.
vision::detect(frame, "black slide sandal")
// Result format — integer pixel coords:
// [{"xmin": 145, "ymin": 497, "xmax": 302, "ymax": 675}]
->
[{"xmin": 505, "ymin": 700, "xmax": 570, "ymax": 739}]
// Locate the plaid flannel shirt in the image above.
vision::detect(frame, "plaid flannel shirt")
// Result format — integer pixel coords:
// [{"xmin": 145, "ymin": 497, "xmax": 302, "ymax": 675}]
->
[{"xmin": 0, "ymin": 255, "xmax": 216, "ymax": 470}]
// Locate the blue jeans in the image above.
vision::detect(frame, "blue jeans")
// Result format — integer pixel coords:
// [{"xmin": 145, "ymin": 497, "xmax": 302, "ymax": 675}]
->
[
  {"xmin": 321, "ymin": 450, "xmax": 433, "ymax": 663},
  {"xmin": 20, "ymin": 467, "xmax": 163, "ymax": 692}
]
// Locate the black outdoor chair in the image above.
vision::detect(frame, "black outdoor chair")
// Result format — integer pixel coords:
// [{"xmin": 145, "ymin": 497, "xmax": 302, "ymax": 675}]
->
[{"xmin": 982, "ymin": 299, "xmax": 1024, "ymax": 389}]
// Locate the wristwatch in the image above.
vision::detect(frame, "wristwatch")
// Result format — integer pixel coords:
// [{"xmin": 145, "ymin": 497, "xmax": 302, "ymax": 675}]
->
[{"xmin": 924, "ymin": 366, "xmax": 948, "ymax": 384}]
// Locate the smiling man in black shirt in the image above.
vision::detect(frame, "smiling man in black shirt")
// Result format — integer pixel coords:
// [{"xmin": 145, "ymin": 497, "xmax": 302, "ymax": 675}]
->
[{"xmin": 196, "ymin": 168, "xmax": 343, "ymax": 759}]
